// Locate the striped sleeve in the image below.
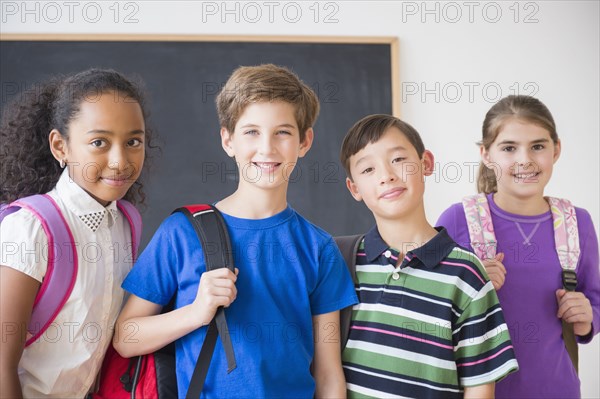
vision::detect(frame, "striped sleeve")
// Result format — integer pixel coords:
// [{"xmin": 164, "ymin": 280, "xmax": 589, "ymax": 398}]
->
[{"xmin": 452, "ymin": 255, "xmax": 519, "ymax": 387}]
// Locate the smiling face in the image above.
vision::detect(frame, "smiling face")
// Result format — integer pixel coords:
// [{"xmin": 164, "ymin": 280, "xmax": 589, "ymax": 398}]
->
[
  {"xmin": 220, "ymin": 100, "xmax": 313, "ymax": 195},
  {"xmin": 481, "ymin": 118, "xmax": 560, "ymax": 203},
  {"xmin": 50, "ymin": 90, "xmax": 146, "ymax": 206},
  {"xmin": 346, "ymin": 127, "xmax": 434, "ymax": 222}
]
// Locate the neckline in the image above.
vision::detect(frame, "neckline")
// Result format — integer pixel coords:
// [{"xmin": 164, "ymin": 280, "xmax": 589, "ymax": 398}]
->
[
  {"xmin": 487, "ymin": 193, "xmax": 552, "ymax": 224},
  {"xmin": 219, "ymin": 205, "xmax": 294, "ymax": 230}
]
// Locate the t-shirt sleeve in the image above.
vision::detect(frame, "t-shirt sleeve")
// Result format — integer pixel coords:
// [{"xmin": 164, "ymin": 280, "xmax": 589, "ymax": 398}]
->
[
  {"xmin": 574, "ymin": 208, "xmax": 600, "ymax": 343},
  {"xmin": 453, "ymin": 260, "xmax": 519, "ymax": 387},
  {"xmin": 0, "ymin": 209, "xmax": 48, "ymax": 282},
  {"xmin": 309, "ymin": 237, "xmax": 358, "ymax": 315},
  {"xmin": 122, "ymin": 213, "xmax": 183, "ymax": 306}
]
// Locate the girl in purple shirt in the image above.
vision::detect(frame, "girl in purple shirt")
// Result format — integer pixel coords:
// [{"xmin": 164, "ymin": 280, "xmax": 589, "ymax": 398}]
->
[{"xmin": 437, "ymin": 95, "xmax": 599, "ymax": 398}]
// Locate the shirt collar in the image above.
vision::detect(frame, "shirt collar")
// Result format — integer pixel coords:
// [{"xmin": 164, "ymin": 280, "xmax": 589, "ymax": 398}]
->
[
  {"xmin": 411, "ymin": 227, "xmax": 456, "ymax": 269},
  {"xmin": 55, "ymin": 168, "xmax": 119, "ymax": 230},
  {"xmin": 364, "ymin": 225, "xmax": 391, "ymax": 262},
  {"xmin": 363, "ymin": 225, "xmax": 456, "ymax": 269}
]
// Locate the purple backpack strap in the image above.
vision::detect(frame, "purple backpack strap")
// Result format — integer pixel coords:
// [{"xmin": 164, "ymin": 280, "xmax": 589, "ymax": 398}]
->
[
  {"xmin": 116, "ymin": 200, "xmax": 142, "ymax": 261},
  {"xmin": 0, "ymin": 194, "xmax": 77, "ymax": 346}
]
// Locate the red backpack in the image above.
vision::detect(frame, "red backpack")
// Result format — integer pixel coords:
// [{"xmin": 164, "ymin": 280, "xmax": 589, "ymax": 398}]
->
[{"xmin": 95, "ymin": 204, "xmax": 236, "ymax": 399}]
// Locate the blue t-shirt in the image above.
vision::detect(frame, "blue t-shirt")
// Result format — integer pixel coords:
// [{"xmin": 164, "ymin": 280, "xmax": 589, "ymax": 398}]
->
[{"xmin": 123, "ymin": 205, "xmax": 358, "ymax": 398}]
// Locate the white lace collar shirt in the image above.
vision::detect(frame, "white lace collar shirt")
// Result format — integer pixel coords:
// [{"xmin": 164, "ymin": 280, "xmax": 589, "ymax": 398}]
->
[{"xmin": 0, "ymin": 169, "xmax": 133, "ymax": 398}]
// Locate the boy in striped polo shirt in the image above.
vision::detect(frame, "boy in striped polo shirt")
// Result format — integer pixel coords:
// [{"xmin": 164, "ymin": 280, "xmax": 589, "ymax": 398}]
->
[{"xmin": 339, "ymin": 114, "xmax": 518, "ymax": 398}]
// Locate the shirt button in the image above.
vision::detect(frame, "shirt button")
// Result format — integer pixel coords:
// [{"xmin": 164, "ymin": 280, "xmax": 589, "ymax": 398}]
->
[
  {"xmin": 384, "ymin": 250, "xmax": 392, "ymax": 258},
  {"xmin": 392, "ymin": 272, "xmax": 400, "ymax": 280}
]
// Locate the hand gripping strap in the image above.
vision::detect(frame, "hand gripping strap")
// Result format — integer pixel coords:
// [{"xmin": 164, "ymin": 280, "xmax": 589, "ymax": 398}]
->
[
  {"xmin": 0, "ymin": 194, "xmax": 78, "ymax": 347},
  {"xmin": 173, "ymin": 205, "xmax": 237, "ymax": 399},
  {"xmin": 462, "ymin": 193, "xmax": 497, "ymax": 260},
  {"xmin": 546, "ymin": 197, "xmax": 581, "ymax": 373}
]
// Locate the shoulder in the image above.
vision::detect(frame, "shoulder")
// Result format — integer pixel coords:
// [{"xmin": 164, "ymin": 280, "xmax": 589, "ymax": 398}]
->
[
  {"xmin": 574, "ymin": 206, "xmax": 595, "ymax": 229},
  {"xmin": 149, "ymin": 211, "xmax": 197, "ymax": 247},
  {"xmin": 1, "ymin": 206, "xmax": 44, "ymax": 231},
  {"xmin": 158, "ymin": 211, "xmax": 189, "ymax": 230},
  {"xmin": 0, "ymin": 208, "xmax": 48, "ymax": 282},
  {"xmin": 550, "ymin": 200, "xmax": 596, "ymax": 237},
  {"xmin": 1, "ymin": 205, "xmax": 47, "ymax": 247},
  {"xmin": 442, "ymin": 244, "xmax": 489, "ymax": 289},
  {"xmin": 437, "ymin": 202, "xmax": 466, "ymax": 223},
  {"xmin": 288, "ymin": 209, "xmax": 334, "ymax": 242},
  {"xmin": 436, "ymin": 202, "xmax": 469, "ymax": 241}
]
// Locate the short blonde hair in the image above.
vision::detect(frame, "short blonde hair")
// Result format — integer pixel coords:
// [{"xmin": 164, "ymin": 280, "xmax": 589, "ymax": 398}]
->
[{"xmin": 216, "ymin": 64, "xmax": 319, "ymax": 142}]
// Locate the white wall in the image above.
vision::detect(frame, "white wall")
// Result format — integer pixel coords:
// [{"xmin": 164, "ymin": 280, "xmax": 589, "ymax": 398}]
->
[{"xmin": 2, "ymin": 0, "xmax": 599, "ymax": 396}]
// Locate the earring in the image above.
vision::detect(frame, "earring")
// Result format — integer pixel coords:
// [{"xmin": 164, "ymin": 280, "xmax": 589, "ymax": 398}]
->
[{"xmin": 59, "ymin": 159, "xmax": 66, "ymax": 169}]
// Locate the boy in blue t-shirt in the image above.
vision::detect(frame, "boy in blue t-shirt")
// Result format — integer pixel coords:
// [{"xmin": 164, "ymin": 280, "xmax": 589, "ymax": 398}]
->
[{"xmin": 114, "ymin": 64, "xmax": 358, "ymax": 398}]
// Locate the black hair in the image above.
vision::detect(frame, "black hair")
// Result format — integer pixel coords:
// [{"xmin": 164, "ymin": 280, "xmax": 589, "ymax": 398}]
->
[
  {"xmin": 340, "ymin": 114, "xmax": 425, "ymax": 179},
  {"xmin": 1, "ymin": 68, "xmax": 158, "ymax": 204}
]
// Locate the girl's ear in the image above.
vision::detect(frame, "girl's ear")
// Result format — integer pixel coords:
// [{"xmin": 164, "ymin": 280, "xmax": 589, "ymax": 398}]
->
[
  {"xmin": 422, "ymin": 150, "xmax": 435, "ymax": 176},
  {"xmin": 220, "ymin": 127, "xmax": 235, "ymax": 157},
  {"xmin": 553, "ymin": 139, "xmax": 562, "ymax": 163},
  {"xmin": 49, "ymin": 129, "xmax": 67, "ymax": 163},
  {"xmin": 298, "ymin": 128, "xmax": 314, "ymax": 158},
  {"xmin": 346, "ymin": 177, "xmax": 363, "ymax": 202},
  {"xmin": 480, "ymin": 145, "xmax": 491, "ymax": 166}
]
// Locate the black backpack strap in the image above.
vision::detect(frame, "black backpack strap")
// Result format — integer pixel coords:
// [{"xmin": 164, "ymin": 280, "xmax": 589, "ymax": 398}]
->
[
  {"xmin": 173, "ymin": 205, "xmax": 237, "ymax": 399},
  {"xmin": 334, "ymin": 234, "xmax": 363, "ymax": 350}
]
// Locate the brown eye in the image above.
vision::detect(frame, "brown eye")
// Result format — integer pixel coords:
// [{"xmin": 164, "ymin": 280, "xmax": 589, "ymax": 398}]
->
[
  {"xmin": 128, "ymin": 138, "xmax": 143, "ymax": 147},
  {"xmin": 91, "ymin": 139, "xmax": 105, "ymax": 148}
]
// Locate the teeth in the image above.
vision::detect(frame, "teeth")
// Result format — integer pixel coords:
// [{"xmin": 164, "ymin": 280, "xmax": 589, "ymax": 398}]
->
[
  {"xmin": 514, "ymin": 173, "xmax": 538, "ymax": 179},
  {"xmin": 253, "ymin": 162, "xmax": 280, "ymax": 170}
]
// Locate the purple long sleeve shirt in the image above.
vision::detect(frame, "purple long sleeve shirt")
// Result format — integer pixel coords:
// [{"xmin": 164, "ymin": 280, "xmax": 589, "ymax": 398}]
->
[{"xmin": 437, "ymin": 194, "xmax": 599, "ymax": 399}]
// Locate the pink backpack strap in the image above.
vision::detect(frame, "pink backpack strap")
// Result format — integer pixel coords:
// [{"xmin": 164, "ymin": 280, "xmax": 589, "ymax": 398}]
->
[
  {"xmin": 116, "ymin": 200, "xmax": 142, "ymax": 261},
  {"xmin": 461, "ymin": 193, "xmax": 497, "ymax": 260},
  {"xmin": 0, "ymin": 194, "xmax": 77, "ymax": 346},
  {"xmin": 547, "ymin": 197, "xmax": 580, "ymax": 290}
]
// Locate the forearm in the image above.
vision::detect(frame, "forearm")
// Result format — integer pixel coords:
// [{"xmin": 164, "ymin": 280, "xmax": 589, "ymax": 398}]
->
[
  {"xmin": 464, "ymin": 383, "xmax": 494, "ymax": 399},
  {"xmin": 0, "ymin": 366, "xmax": 23, "ymax": 399},
  {"xmin": 312, "ymin": 311, "xmax": 346, "ymax": 398},
  {"xmin": 314, "ymin": 372, "xmax": 346, "ymax": 398},
  {"xmin": 114, "ymin": 304, "xmax": 207, "ymax": 357}
]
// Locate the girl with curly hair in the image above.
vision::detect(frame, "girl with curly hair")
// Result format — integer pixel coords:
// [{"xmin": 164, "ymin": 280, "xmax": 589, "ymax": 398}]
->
[{"xmin": 0, "ymin": 68, "xmax": 156, "ymax": 398}]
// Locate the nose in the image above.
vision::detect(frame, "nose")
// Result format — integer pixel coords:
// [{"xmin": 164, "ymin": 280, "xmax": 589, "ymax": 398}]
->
[
  {"xmin": 516, "ymin": 148, "xmax": 534, "ymax": 168},
  {"xmin": 108, "ymin": 147, "xmax": 128, "ymax": 173},
  {"xmin": 379, "ymin": 163, "xmax": 396, "ymax": 185},
  {"xmin": 259, "ymin": 135, "xmax": 275, "ymax": 155}
]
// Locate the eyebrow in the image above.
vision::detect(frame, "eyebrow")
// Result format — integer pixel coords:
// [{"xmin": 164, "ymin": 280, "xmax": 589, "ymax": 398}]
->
[
  {"xmin": 354, "ymin": 145, "xmax": 408, "ymax": 167},
  {"xmin": 497, "ymin": 138, "xmax": 550, "ymax": 145},
  {"xmin": 86, "ymin": 129, "xmax": 145, "ymax": 135},
  {"xmin": 239, "ymin": 123, "xmax": 298, "ymax": 129}
]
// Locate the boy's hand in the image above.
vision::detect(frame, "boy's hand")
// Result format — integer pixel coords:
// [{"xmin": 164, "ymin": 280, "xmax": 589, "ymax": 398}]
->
[
  {"xmin": 482, "ymin": 252, "xmax": 506, "ymax": 290},
  {"xmin": 556, "ymin": 289, "xmax": 593, "ymax": 336},
  {"xmin": 193, "ymin": 268, "xmax": 238, "ymax": 326}
]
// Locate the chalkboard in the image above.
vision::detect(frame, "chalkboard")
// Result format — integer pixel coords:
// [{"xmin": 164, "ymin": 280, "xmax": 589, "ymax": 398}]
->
[{"xmin": 0, "ymin": 35, "xmax": 398, "ymax": 247}]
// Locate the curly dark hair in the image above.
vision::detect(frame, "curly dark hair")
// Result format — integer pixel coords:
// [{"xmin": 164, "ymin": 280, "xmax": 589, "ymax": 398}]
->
[{"xmin": 0, "ymin": 68, "xmax": 158, "ymax": 205}]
